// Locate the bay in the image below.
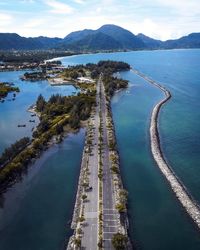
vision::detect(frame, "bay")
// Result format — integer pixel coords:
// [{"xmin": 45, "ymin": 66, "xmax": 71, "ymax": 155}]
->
[{"xmin": 0, "ymin": 49, "xmax": 200, "ymax": 250}]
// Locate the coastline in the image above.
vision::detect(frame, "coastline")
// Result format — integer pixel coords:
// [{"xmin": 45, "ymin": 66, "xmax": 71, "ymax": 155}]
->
[{"xmin": 131, "ymin": 68, "xmax": 200, "ymax": 229}]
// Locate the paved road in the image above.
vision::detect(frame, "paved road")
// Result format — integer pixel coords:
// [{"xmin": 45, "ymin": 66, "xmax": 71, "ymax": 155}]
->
[
  {"xmin": 81, "ymin": 76, "xmax": 119, "ymax": 249},
  {"xmin": 99, "ymin": 78, "xmax": 119, "ymax": 249},
  {"xmin": 81, "ymin": 79, "xmax": 100, "ymax": 249}
]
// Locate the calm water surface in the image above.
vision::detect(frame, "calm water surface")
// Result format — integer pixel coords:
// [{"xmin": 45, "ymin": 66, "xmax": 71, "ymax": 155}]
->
[
  {"xmin": 60, "ymin": 50, "xmax": 200, "ymax": 249},
  {"xmin": 0, "ymin": 50, "xmax": 200, "ymax": 250},
  {"xmin": 0, "ymin": 70, "xmax": 77, "ymax": 153},
  {"xmin": 0, "ymin": 130, "xmax": 85, "ymax": 250}
]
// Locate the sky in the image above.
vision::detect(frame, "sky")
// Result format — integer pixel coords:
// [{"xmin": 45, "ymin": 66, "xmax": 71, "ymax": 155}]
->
[{"xmin": 0, "ymin": 0, "xmax": 199, "ymax": 40}]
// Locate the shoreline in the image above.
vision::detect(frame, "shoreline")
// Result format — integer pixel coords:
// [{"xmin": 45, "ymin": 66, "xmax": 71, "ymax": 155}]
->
[{"xmin": 131, "ymin": 68, "xmax": 200, "ymax": 229}]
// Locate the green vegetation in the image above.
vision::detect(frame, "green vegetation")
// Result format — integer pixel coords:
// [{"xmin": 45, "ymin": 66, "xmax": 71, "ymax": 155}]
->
[
  {"xmin": 73, "ymin": 237, "xmax": 81, "ymax": 248},
  {"xmin": 78, "ymin": 216, "xmax": 85, "ymax": 223},
  {"xmin": 33, "ymin": 92, "xmax": 95, "ymax": 137},
  {"xmin": 0, "ymin": 137, "xmax": 30, "ymax": 167},
  {"xmin": 0, "ymin": 60, "xmax": 130, "ymax": 193},
  {"xmin": 62, "ymin": 65, "xmax": 86, "ymax": 80},
  {"xmin": 22, "ymin": 72, "xmax": 47, "ymax": 81},
  {"xmin": 0, "ymin": 146, "xmax": 38, "ymax": 188},
  {"xmin": 112, "ymin": 233, "xmax": 128, "ymax": 250},
  {"xmin": 0, "ymin": 50, "xmax": 75, "ymax": 63},
  {"xmin": 0, "ymin": 91, "xmax": 95, "ymax": 190},
  {"xmin": 61, "ymin": 61, "xmax": 129, "ymax": 98},
  {"xmin": 76, "ymin": 227, "xmax": 82, "ymax": 235},
  {"xmin": 62, "ymin": 60, "xmax": 129, "ymax": 79},
  {"xmin": 103, "ymin": 75, "xmax": 128, "ymax": 97},
  {"xmin": 0, "ymin": 82, "xmax": 19, "ymax": 100},
  {"xmin": 98, "ymin": 236, "xmax": 103, "ymax": 248},
  {"xmin": 82, "ymin": 194, "xmax": 87, "ymax": 201},
  {"xmin": 116, "ymin": 189, "xmax": 128, "ymax": 213}
]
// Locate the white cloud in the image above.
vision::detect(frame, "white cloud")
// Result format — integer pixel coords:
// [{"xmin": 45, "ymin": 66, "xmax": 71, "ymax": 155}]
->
[
  {"xmin": 24, "ymin": 18, "xmax": 45, "ymax": 28},
  {"xmin": 0, "ymin": 13, "xmax": 12, "ymax": 26},
  {"xmin": 1, "ymin": 0, "xmax": 199, "ymax": 40},
  {"xmin": 44, "ymin": 0, "xmax": 74, "ymax": 14},
  {"xmin": 74, "ymin": 0, "xmax": 85, "ymax": 4},
  {"xmin": 124, "ymin": 18, "xmax": 172, "ymax": 41}
]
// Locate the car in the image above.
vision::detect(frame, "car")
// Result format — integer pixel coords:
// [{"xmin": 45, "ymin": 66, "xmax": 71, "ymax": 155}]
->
[{"xmin": 85, "ymin": 186, "xmax": 93, "ymax": 192}]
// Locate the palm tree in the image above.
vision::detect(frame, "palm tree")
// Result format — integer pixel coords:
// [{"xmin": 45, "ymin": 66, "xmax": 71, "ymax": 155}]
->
[{"xmin": 112, "ymin": 233, "xmax": 128, "ymax": 250}]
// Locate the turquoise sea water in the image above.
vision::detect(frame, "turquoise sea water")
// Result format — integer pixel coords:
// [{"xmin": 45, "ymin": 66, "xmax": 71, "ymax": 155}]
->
[
  {"xmin": 0, "ymin": 50, "xmax": 200, "ymax": 250},
  {"xmin": 60, "ymin": 50, "xmax": 200, "ymax": 249}
]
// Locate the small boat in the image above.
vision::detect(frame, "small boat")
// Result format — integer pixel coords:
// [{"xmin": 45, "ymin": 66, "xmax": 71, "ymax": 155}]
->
[
  {"xmin": 31, "ymin": 114, "xmax": 36, "ymax": 117},
  {"xmin": 18, "ymin": 124, "xmax": 26, "ymax": 127},
  {"xmin": 29, "ymin": 120, "xmax": 35, "ymax": 123}
]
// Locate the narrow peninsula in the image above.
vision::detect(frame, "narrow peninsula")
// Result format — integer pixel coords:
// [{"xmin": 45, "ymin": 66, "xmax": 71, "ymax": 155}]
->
[{"xmin": 67, "ymin": 61, "xmax": 132, "ymax": 250}]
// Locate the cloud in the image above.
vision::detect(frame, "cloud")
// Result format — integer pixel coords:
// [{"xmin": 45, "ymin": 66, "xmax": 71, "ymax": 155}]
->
[
  {"xmin": 124, "ymin": 18, "xmax": 173, "ymax": 41},
  {"xmin": 24, "ymin": 18, "xmax": 45, "ymax": 28},
  {"xmin": 74, "ymin": 0, "xmax": 85, "ymax": 4},
  {"xmin": 44, "ymin": 0, "xmax": 74, "ymax": 14},
  {"xmin": 0, "ymin": 13, "xmax": 12, "ymax": 26},
  {"xmin": 1, "ymin": 0, "xmax": 199, "ymax": 40}
]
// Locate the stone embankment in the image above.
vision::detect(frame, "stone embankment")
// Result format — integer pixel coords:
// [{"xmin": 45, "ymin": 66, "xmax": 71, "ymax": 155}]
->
[{"xmin": 131, "ymin": 67, "xmax": 200, "ymax": 229}]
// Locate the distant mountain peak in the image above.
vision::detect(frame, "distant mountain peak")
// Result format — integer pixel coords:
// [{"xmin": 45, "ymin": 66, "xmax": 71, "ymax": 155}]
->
[{"xmin": 0, "ymin": 25, "xmax": 199, "ymax": 51}]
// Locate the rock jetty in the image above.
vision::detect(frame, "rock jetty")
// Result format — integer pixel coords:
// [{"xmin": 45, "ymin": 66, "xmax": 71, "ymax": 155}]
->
[{"xmin": 131, "ymin": 67, "xmax": 200, "ymax": 229}]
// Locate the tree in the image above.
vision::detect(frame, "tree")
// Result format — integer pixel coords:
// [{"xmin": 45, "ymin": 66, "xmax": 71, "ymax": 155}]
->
[
  {"xmin": 74, "ymin": 237, "xmax": 81, "ymax": 249},
  {"xmin": 36, "ymin": 94, "xmax": 46, "ymax": 112},
  {"xmin": 116, "ymin": 203, "xmax": 126, "ymax": 213},
  {"xmin": 112, "ymin": 233, "xmax": 128, "ymax": 250}
]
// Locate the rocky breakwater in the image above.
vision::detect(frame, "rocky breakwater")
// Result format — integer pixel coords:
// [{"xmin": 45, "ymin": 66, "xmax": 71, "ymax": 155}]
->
[{"xmin": 131, "ymin": 67, "xmax": 200, "ymax": 229}]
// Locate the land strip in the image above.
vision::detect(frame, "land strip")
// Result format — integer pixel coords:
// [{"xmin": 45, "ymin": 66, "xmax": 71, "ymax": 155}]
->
[
  {"xmin": 68, "ymin": 69, "xmax": 132, "ymax": 249},
  {"xmin": 99, "ymin": 76, "xmax": 121, "ymax": 249},
  {"xmin": 131, "ymin": 68, "xmax": 200, "ymax": 229},
  {"xmin": 67, "ymin": 77, "xmax": 100, "ymax": 250}
]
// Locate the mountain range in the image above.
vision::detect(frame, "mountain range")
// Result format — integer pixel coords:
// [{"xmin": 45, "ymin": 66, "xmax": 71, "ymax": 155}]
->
[{"xmin": 0, "ymin": 24, "xmax": 200, "ymax": 51}]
